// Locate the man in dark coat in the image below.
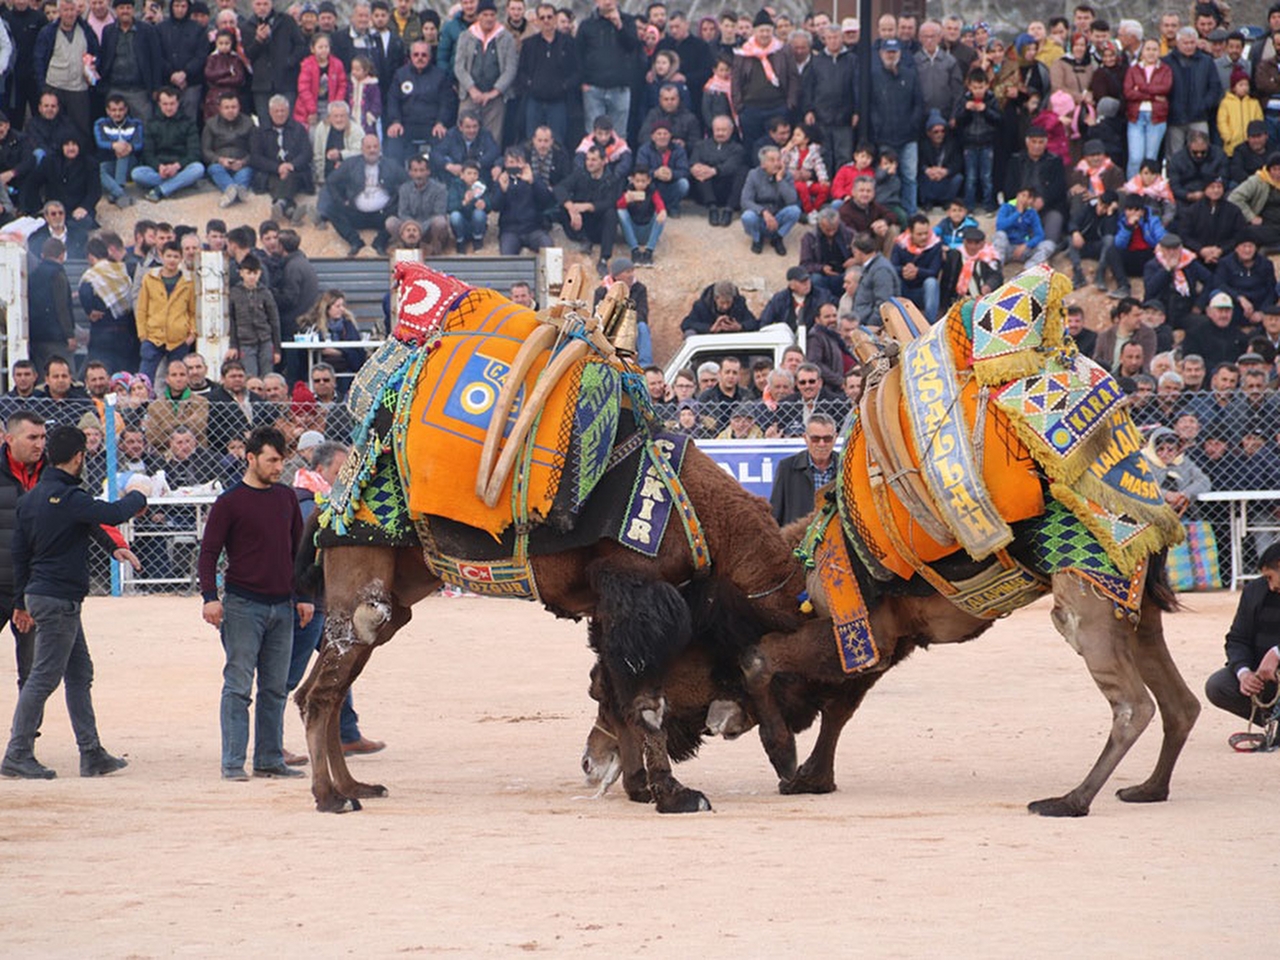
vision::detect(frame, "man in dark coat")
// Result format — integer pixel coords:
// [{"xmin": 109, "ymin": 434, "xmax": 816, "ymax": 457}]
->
[
  {"xmin": 758, "ymin": 266, "xmax": 832, "ymax": 331},
  {"xmin": 0, "ymin": 410, "xmax": 46, "ymax": 690},
  {"xmin": 803, "ymin": 25, "xmax": 858, "ymax": 168},
  {"xmin": 867, "ymin": 40, "xmax": 922, "ymax": 213},
  {"xmin": 1004, "ymin": 126, "xmax": 1068, "ymax": 243},
  {"xmin": 249, "ymin": 95, "xmax": 314, "ymax": 222},
  {"xmin": 385, "ymin": 41, "xmax": 458, "ymax": 165},
  {"xmin": 1162, "ymin": 27, "xmax": 1223, "ymax": 157},
  {"xmin": 98, "ymin": 0, "xmax": 161, "ymax": 123},
  {"xmin": 319, "ymin": 134, "xmax": 407, "ymax": 256},
  {"xmin": 1176, "ymin": 176, "xmax": 1244, "ymax": 267},
  {"xmin": 28, "ymin": 239, "xmax": 77, "ymax": 375},
  {"xmin": 679, "ymin": 279, "xmax": 757, "ymax": 336},
  {"xmin": 244, "ymin": 0, "xmax": 308, "ymax": 123},
  {"xmin": 800, "ymin": 208, "xmax": 855, "ymax": 298},
  {"xmin": 769, "ymin": 411, "xmax": 840, "ymax": 525},
  {"xmin": 1204, "ymin": 543, "xmax": 1280, "ymax": 721},
  {"xmin": 576, "ymin": 0, "xmax": 641, "ymax": 138},
  {"xmin": 689, "ymin": 114, "xmax": 747, "ymax": 223},
  {"xmin": 1167, "ymin": 131, "xmax": 1228, "ymax": 205},
  {"xmin": 154, "ymin": 0, "xmax": 207, "ymax": 120},
  {"xmin": 3, "ymin": 0, "xmax": 46, "ymax": 131}
]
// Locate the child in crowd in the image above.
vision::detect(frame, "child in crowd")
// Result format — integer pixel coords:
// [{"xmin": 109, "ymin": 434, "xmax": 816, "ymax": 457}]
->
[
  {"xmin": 953, "ymin": 68, "xmax": 1002, "ymax": 212},
  {"xmin": 648, "ymin": 49, "xmax": 691, "ymax": 112},
  {"xmin": 830, "ymin": 142, "xmax": 876, "ymax": 204},
  {"xmin": 1217, "ymin": 66, "xmax": 1261, "ymax": 157},
  {"xmin": 701, "ymin": 55, "xmax": 734, "ymax": 132},
  {"xmin": 874, "ymin": 148, "xmax": 905, "ymax": 223},
  {"xmin": 348, "ymin": 56, "xmax": 382, "ymax": 137},
  {"xmin": 203, "ymin": 29, "xmax": 248, "ymax": 121},
  {"xmin": 1121, "ymin": 158, "xmax": 1177, "ymax": 224},
  {"xmin": 227, "ymin": 255, "xmax": 282, "ymax": 378},
  {"xmin": 934, "ymin": 198, "xmax": 979, "ymax": 249},
  {"xmin": 447, "ymin": 159, "xmax": 488, "ymax": 253},
  {"xmin": 616, "ymin": 164, "xmax": 667, "ymax": 265},
  {"xmin": 780, "ymin": 123, "xmax": 830, "ymax": 218}
]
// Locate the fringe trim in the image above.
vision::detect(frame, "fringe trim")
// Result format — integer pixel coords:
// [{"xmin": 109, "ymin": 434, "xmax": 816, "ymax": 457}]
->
[
  {"xmin": 1049, "ymin": 480, "xmax": 1185, "ymax": 577},
  {"xmin": 974, "ymin": 348, "xmax": 1045, "ymax": 386}
]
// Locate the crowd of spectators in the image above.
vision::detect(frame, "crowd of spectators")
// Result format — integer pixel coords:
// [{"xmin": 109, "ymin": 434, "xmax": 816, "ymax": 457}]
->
[{"xmin": 3, "ymin": 0, "xmax": 1280, "ymax": 581}]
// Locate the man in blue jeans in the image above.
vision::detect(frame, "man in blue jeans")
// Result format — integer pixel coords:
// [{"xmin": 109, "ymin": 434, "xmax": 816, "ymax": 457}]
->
[
  {"xmin": 198, "ymin": 426, "xmax": 311, "ymax": 781},
  {"xmin": 1, "ymin": 425, "xmax": 145, "ymax": 780}
]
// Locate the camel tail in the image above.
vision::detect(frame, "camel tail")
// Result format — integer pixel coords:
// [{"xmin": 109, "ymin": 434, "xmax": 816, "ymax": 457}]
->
[
  {"xmin": 295, "ymin": 512, "xmax": 325, "ymax": 601},
  {"xmin": 1145, "ymin": 549, "xmax": 1179, "ymax": 614}
]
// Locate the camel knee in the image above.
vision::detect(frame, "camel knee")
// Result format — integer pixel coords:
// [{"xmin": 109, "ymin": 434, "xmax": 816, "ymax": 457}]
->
[
  {"xmin": 352, "ymin": 597, "xmax": 392, "ymax": 645},
  {"xmin": 1114, "ymin": 695, "xmax": 1156, "ymax": 738}
]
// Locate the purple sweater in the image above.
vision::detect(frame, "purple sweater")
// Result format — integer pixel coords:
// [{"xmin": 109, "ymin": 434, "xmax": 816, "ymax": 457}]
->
[{"xmin": 198, "ymin": 481, "xmax": 304, "ymax": 604}]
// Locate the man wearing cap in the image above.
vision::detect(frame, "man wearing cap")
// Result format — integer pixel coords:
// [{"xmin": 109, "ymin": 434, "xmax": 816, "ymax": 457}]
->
[
  {"xmin": 1182, "ymin": 291, "xmax": 1251, "ymax": 369},
  {"xmin": 1143, "ymin": 232, "xmax": 1212, "ymax": 331},
  {"xmin": 591, "ymin": 256, "xmax": 650, "ymax": 364},
  {"xmin": 803, "ymin": 25, "xmax": 858, "ymax": 169},
  {"xmin": 98, "ymin": 0, "xmax": 161, "ymax": 123},
  {"xmin": 454, "ymin": 0, "xmax": 517, "ymax": 144},
  {"xmin": 1212, "ymin": 230, "xmax": 1275, "ymax": 329},
  {"xmin": 1178, "ymin": 175, "xmax": 1244, "ymax": 266},
  {"xmin": 868, "ymin": 37, "xmax": 923, "ymax": 214},
  {"xmin": 1005, "ymin": 125, "xmax": 1067, "ymax": 243},
  {"xmin": 917, "ymin": 110, "xmax": 961, "ymax": 209},
  {"xmin": 1229, "ymin": 120, "xmax": 1271, "ymax": 187},
  {"xmin": 914, "ymin": 20, "xmax": 962, "ymax": 121},
  {"xmin": 1228, "ymin": 151, "xmax": 1280, "ymax": 245},
  {"xmin": 941, "ymin": 226, "xmax": 1000, "ymax": 308},
  {"xmin": 731, "ymin": 11, "xmax": 800, "ymax": 151},
  {"xmin": 759, "ymin": 266, "xmax": 832, "ymax": 332},
  {"xmin": 1168, "ymin": 129, "xmax": 1227, "ymax": 205}
]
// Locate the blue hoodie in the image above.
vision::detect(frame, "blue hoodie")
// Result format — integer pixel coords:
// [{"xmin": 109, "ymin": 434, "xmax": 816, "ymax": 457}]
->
[
  {"xmin": 934, "ymin": 213, "xmax": 979, "ymax": 249},
  {"xmin": 995, "ymin": 201, "xmax": 1045, "ymax": 247},
  {"xmin": 1113, "ymin": 208, "xmax": 1167, "ymax": 251}
]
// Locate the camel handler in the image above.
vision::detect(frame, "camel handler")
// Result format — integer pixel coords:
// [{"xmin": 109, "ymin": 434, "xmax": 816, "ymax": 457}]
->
[
  {"xmin": 1204, "ymin": 543, "xmax": 1280, "ymax": 723},
  {"xmin": 199, "ymin": 425, "xmax": 313, "ymax": 782},
  {"xmin": 0, "ymin": 426, "xmax": 146, "ymax": 780}
]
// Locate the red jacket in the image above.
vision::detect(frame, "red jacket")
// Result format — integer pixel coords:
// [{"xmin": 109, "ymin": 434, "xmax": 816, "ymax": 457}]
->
[
  {"xmin": 294, "ymin": 55, "xmax": 349, "ymax": 125},
  {"xmin": 1123, "ymin": 62, "xmax": 1173, "ymax": 124}
]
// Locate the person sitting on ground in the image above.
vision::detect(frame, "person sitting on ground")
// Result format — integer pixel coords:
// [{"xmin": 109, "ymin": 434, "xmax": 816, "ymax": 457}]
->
[
  {"xmin": 132, "ymin": 86, "xmax": 206, "ymax": 203},
  {"xmin": 574, "ymin": 114, "xmax": 632, "ymax": 180},
  {"xmin": 1143, "ymin": 232, "xmax": 1213, "ymax": 333},
  {"xmin": 689, "ymin": 114, "xmax": 747, "ymax": 226},
  {"xmin": 740, "ymin": 144, "xmax": 802, "ymax": 256},
  {"xmin": 759, "ymin": 266, "xmax": 832, "ymax": 332},
  {"xmin": 21, "ymin": 136, "xmax": 100, "ymax": 244},
  {"xmin": 309, "ymin": 100, "xmax": 365, "ymax": 193},
  {"xmin": 890, "ymin": 213, "xmax": 944, "ymax": 323},
  {"xmin": 1204, "ymin": 543, "xmax": 1280, "ymax": 724},
  {"xmin": 615, "ymin": 164, "xmax": 666, "ymax": 265},
  {"xmin": 554, "ymin": 143, "xmax": 619, "ymax": 277},
  {"xmin": 430, "ymin": 109, "xmax": 499, "ymax": 192},
  {"xmin": 1177, "ymin": 175, "xmax": 1244, "ymax": 268},
  {"xmin": 849, "ymin": 231, "xmax": 899, "ymax": 328},
  {"xmin": 203, "ymin": 91, "xmax": 256, "ymax": 209},
  {"xmin": 1168, "ymin": 129, "xmax": 1228, "ymax": 206},
  {"xmin": 940, "ymin": 226, "xmax": 1001, "ymax": 310},
  {"xmin": 800, "ymin": 207, "xmax": 855, "ymax": 299},
  {"xmin": 837, "ymin": 173, "xmax": 899, "ymax": 254},
  {"xmin": 93, "ymin": 95, "xmax": 143, "ymax": 210},
  {"xmin": 249, "ymin": 94, "xmax": 315, "ymax": 225},
  {"xmin": 446, "ymin": 158, "xmax": 489, "ymax": 253},
  {"xmin": 679, "ymin": 280, "xmax": 758, "ymax": 337},
  {"xmin": 933, "ymin": 197, "xmax": 979, "ymax": 249},
  {"xmin": 321, "ymin": 133, "xmax": 406, "ymax": 256},
  {"xmin": 994, "ymin": 184, "xmax": 1055, "ymax": 267},
  {"xmin": 1212, "ymin": 229, "xmax": 1276, "ymax": 330},
  {"xmin": 489, "ymin": 145, "xmax": 554, "ymax": 255},
  {"xmin": 385, "ymin": 153, "xmax": 450, "ymax": 254},
  {"xmin": 1227, "ymin": 151, "xmax": 1280, "ymax": 248},
  {"xmin": 633, "ymin": 121, "xmax": 689, "ymax": 216},
  {"xmin": 1101, "ymin": 194, "xmax": 1163, "ymax": 298}
]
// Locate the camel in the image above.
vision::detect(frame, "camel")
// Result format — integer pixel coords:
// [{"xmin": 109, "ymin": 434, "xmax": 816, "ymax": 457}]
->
[
  {"xmin": 582, "ymin": 529, "xmax": 1201, "ymax": 818},
  {"xmin": 289, "ymin": 262, "xmax": 817, "ymax": 814}
]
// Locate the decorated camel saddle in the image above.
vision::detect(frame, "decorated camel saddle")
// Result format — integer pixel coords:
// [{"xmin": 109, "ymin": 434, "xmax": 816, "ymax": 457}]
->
[
  {"xmin": 799, "ymin": 265, "xmax": 1186, "ymax": 674},
  {"xmin": 318, "ymin": 262, "xmax": 708, "ymax": 599}
]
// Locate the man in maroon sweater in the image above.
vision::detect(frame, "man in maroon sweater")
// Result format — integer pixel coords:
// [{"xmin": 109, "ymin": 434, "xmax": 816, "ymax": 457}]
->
[{"xmin": 198, "ymin": 426, "xmax": 312, "ymax": 782}]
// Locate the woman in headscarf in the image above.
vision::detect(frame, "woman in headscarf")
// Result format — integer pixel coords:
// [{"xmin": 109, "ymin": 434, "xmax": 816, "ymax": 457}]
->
[{"xmin": 1050, "ymin": 32, "xmax": 1095, "ymax": 107}]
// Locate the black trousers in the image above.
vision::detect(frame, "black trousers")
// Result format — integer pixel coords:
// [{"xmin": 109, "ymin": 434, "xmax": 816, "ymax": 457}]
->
[
  {"xmin": 562, "ymin": 207, "xmax": 617, "ymax": 259},
  {"xmin": 1205, "ymin": 666, "xmax": 1277, "ymax": 722},
  {"xmin": 0, "ymin": 598, "xmax": 35, "ymax": 691},
  {"xmin": 691, "ymin": 170, "xmax": 747, "ymax": 210},
  {"xmin": 329, "ymin": 203, "xmax": 392, "ymax": 247}
]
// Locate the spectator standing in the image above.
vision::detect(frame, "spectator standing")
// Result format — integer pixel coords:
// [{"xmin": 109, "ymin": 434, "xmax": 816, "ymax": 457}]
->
[
  {"xmin": 770, "ymin": 412, "xmax": 838, "ymax": 526},
  {"xmin": 155, "ymin": 0, "xmax": 208, "ymax": 120},
  {"xmin": 436, "ymin": 0, "xmax": 477, "ymax": 78},
  {"xmin": 3, "ymin": 0, "xmax": 45, "ymax": 132},
  {"xmin": 78, "ymin": 235, "xmax": 137, "ymax": 375},
  {"xmin": 33, "ymin": 0, "xmax": 100, "ymax": 143},
  {"xmin": 1218, "ymin": 64, "xmax": 1261, "ymax": 157},
  {"xmin": 203, "ymin": 91, "xmax": 256, "ymax": 208},
  {"xmin": 1123, "ymin": 38, "xmax": 1172, "ymax": 178},
  {"xmin": 132, "ymin": 87, "xmax": 205, "ymax": 203},
  {"xmin": 385, "ymin": 41, "xmax": 456, "ymax": 165},
  {"xmin": 454, "ymin": 0, "xmax": 517, "ymax": 145},
  {"xmin": 135, "ymin": 240, "xmax": 196, "ymax": 383},
  {"xmin": 0, "ymin": 411, "xmax": 44, "ymax": 691},
  {"xmin": 759, "ymin": 266, "xmax": 830, "ymax": 331},
  {"xmin": 1181, "ymin": 291, "xmax": 1250, "ymax": 370},
  {"xmin": 0, "ymin": 425, "xmax": 143, "ymax": 780},
  {"xmin": 321, "ymin": 133, "xmax": 405, "ymax": 256},
  {"xmin": 731, "ymin": 11, "xmax": 798, "ymax": 150},
  {"xmin": 276, "ymin": 229, "xmax": 320, "ymax": 380},
  {"xmin": 245, "ymin": 0, "xmax": 307, "ymax": 123},
  {"xmin": 249, "ymin": 94, "xmax": 314, "ymax": 224},
  {"xmin": 914, "ymin": 20, "xmax": 962, "ymax": 122},
  {"xmin": 28, "ymin": 240, "xmax": 76, "ymax": 376},
  {"xmin": 227, "ymin": 255, "xmax": 281, "ymax": 377},
  {"xmin": 803, "ymin": 25, "xmax": 857, "ymax": 168},
  {"xmin": 1163, "ymin": 26, "xmax": 1222, "ymax": 158},
  {"xmin": 202, "ymin": 27, "xmax": 249, "ymax": 120},
  {"xmin": 740, "ymin": 144, "xmax": 801, "ymax": 255},
  {"xmin": 867, "ymin": 38, "xmax": 922, "ymax": 215},
  {"xmin": 198, "ymin": 425, "xmax": 310, "ymax": 782},
  {"xmin": 518, "ymin": 2, "xmax": 577, "ymax": 146},
  {"xmin": 576, "ymin": 0, "xmax": 639, "ymax": 136},
  {"xmin": 98, "ymin": 0, "xmax": 160, "ymax": 123}
]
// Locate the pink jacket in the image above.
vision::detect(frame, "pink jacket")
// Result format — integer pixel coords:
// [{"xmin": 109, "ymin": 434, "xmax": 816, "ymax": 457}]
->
[{"xmin": 294, "ymin": 55, "xmax": 349, "ymax": 125}]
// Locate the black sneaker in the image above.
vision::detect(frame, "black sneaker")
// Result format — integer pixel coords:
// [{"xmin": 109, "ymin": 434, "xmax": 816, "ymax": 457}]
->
[
  {"xmin": 347, "ymin": 241, "xmax": 365, "ymax": 258},
  {"xmin": 221, "ymin": 767, "xmax": 250, "ymax": 781},
  {"xmin": 596, "ymin": 258, "xmax": 609, "ymax": 277},
  {"xmin": 80, "ymin": 748, "xmax": 128, "ymax": 777},
  {"xmin": 252, "ymin": 764, "xmax": 306, "ymax": 778},
  {"xmin": 631, "ymin": 245, "xmax": 642, "ymax": 262},
  {"xmin": 707, "ymin": 208, "xmax": 718, "ymax": 226},
  {"xmin": 1, "ymin": 755, "xmax": 56, "ymax": 779},
  {"xmin": 771, "ymin": 236, "xmax": 787, "ymax": 256},
  {"xmin": 719, "ymin": 208, "xmax": 734, "ymax": 226},
  {"xmin": 750, "ymin": 239, "xmax": 764, "ymax": 254}
]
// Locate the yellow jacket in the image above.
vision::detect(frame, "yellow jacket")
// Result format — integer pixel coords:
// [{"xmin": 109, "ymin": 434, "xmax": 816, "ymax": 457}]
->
[
  {"xmin": 135, "ymin": 268, "xmax": 196, "ymax": 349},
  {"xmin": 1217, "ymin": 92, "xmax": 1262, "ymax": 156}
]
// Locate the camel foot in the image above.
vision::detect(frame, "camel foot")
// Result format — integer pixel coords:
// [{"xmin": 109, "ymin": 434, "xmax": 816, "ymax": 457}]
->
[
  {"xmin": 348, "ymin": 782, "xmax": 388, "ymax": 799},
  {"xmin": 315, "ymin": 794, "xmax": 363, "ymax": 814},
  {"xmin": 622, "ymin": 768, "xmax": 652, "ymax": 803},
  {"xmin": 779, "ymin": 766, "xmax": 837, "ymax": 795},
  {"xmin": 1027, "ymin": 795, "xmax": 1089, "ymax": 817},
  {"xmin": 655, "ymin": 786, "xmax": 712, "ymax": 814},
  {"xmin": 1116, "ymin": 782, "xmax": 1169, "ymax": 804}
]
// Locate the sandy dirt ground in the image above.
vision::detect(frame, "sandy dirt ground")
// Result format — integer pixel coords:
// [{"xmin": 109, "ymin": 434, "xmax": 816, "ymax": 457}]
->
[{"xmin": 0, "ymin": 589, "xmax": 1272, "ymax": 957}]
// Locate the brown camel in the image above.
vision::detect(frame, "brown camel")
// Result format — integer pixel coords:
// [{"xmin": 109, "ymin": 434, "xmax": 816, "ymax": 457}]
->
[{"xmin": 293, "ymin": 445, "xmax": 808, "ymax": 814}]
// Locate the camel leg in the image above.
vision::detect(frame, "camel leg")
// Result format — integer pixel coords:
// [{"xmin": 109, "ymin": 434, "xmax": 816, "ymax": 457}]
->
[
  {"xmin": 1115, "ymin": 599, "xmax": 1200, "ymax": 804},
  {"xmin": 323, "ymin": 644, "xmax": 392, "ymax": 800},
  {"xmin": 1029, "ymin": 573, "xmax": 1157, "ymax": 817},
  {"xmin": 782, "ymin": 672, "xmax": 884, "ymax": 795},
  {"xmin": 299, "ymin": 641, "xmax": 363, "ymax": 813}
]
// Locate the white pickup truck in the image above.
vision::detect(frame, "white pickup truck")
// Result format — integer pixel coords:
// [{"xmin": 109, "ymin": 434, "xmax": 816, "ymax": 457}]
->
[{"xmin": 661, "ymin": 323, "xmax": 807, "ymax": 382}]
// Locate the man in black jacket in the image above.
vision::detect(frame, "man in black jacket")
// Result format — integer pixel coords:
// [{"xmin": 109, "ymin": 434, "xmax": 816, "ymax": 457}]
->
[
  {"xmin": 1004, "ymin": 126, "xmax": 1068, "ymax": 243},
  {"xmin": 320, "ymin": 134, "xmax": 407, "ymax": 255},
  {"xmin": 517, "ymin": 2, "xmax": 578, "ymax": 147},
  {"xmin": 679, "ymin": 279, "xmax": 757, "ymax": 336},
  {"xmin": 249, "ymin": 95, "xmax": 314, "ymax": 223},
  {"xmin": 28, "ymin": 240, "xmax": 77, "ymax": 374},
  {"xmin": 803, "ymin": 25, "xmax": 858, "ymax": 168},
  {"xmin": 576, "ymin": 0, "xmax": 640, "ymax": 137},
  {"xmin": 769, "ymin": 411, "xmax": 839, "ymax": 525},
  {"xmin": 759, "ymin": 266, "xmax": 832, "ymax": 331},
  {"xmin": 385, "ymin": 40, "xmax": 457, "ymax": 165},
  {"xmin": 245, "ymin": 0, "xmax": 308, "ymax": 123},
  {"xmin": 554, "ymin": 143, "xmax": 618, "ymax": 276},
  {"xmin": 3, "ymin": 0, "xmax": 46, "ymax": 131},
  {"xmin": 689, "ymin": 114, "xmax": 747, "ymax": 224},
  {"xmin": 490, "ymin": 146, "xmax": 554, "ymax": 254},
  {"xmin": 0, "ymin": 410, "xmax": 46, "ymax": 689},
  {"xmin": 1204, "ymin": 543, "xmax": 1280, "ymax": 722},
  {"xmin": 1175, "ymin": 176, "xmax": 1243, "ymax": 267},
  {"xmin": 0, "ymin": 425, "xmax": 145, "ymax": 780},
  {"xmin": 99, "ymin": 0, "xmax": 162, "ymax": 123},
  {"xmin": 155, "ymin": 0, "xmax": 207, "ymax": 120}
]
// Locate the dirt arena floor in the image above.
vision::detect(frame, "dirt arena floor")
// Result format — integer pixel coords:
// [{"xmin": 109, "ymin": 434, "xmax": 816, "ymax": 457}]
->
[{"xmin": 0, "ymin": 589, "xmax": 1272, "ymax": 956}]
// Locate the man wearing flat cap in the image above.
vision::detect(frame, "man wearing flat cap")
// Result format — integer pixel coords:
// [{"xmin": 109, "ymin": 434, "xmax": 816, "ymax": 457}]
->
[
  {"xmin": 454, "ymin": 0, "xmax": 517, "ymax": 144},
  {"xmin": 731, "ymin": 10, "xmax": 800, "ymax": 151},
  {"xmin": 98, "ymin": 0, "xmax": 162, "ymax": 123}
]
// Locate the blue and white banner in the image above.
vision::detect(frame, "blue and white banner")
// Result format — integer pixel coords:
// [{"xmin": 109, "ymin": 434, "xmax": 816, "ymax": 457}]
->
[{"xmin": 694, "ymin": 440, "xmax": 809, "ymax": 498}]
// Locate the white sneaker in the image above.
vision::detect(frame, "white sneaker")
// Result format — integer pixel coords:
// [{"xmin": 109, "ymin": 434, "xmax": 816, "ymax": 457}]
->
[
  {"xmin": 219, "ymin": 184, "xmax": 238, "ymax": 208},
  {"xmin": 236, "ymin": 185, "xmax": 250, "ymax": 203}
]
